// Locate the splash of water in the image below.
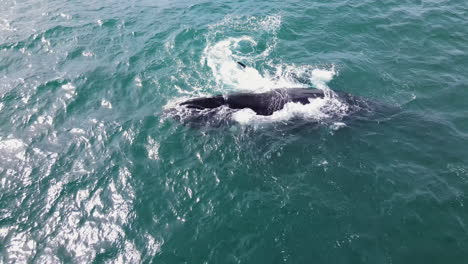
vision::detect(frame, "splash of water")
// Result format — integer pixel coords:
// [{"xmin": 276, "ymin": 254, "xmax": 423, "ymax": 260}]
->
[
  {"xmin": 170, "ymin": 15, "xmax": 349, "ymax": 125},
  {"xmin": 201, "ymin": 33, "xmax": 347, "ymax": 124}
]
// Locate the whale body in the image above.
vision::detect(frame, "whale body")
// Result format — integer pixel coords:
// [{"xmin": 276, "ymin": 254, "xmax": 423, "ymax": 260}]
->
[
  {"xmin": 166, "ymin": 62, "xmax": 398, "ymax": 125},
  {"xmin": 168, "ymin": 87, "xmax": 396, "ymax": 126},
  {"xmin": 180, "ymin": 88, "xmax": 364, "ymax": 116}
]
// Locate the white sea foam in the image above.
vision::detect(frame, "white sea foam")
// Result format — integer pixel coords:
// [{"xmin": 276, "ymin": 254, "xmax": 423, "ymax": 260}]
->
[
  {"xmin": 60, "ymin": 13, "xmax": 72, "ymax": 20},
  {"xmin": 0, "ymin": 138, "xmax": 26, "ymax": 159},
  {"xmin": 82, "ymin": 51, "xmax": 94, "ymax": 57},
  {"xmin": 231, "ymin": 95, "xmax": 348, "ymax": 125},
  {"xmin": 62, "ymin": 83, "xmax": 76, "ymax": 99},
  {"xmin": 330, "ymin": 122, "xmax": 347, "ymax": 130},
  {"xmin": 135, "ymin": 76, "xmax": 142, "ymax": 87},
  {"xmin": 146, "ymin": 136, "xmax": 160, "ymax": 160},
  {"xmin": 202, "ymin": 36, "xmax": 303, "ymax": 92},
  {"xmin": 101, "ymin": 99, "xmax": 112, "ymax": 109},
  {"xmin": 201, "ymin": 15, "xmax": 285, "ymax": 93}
]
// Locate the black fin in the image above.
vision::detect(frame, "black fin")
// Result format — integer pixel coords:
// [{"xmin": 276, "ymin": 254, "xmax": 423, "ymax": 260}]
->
[
  {"xmin": 180, "ymin": 95, "xmax": 226, "ymax": 109},
  {"xmin": 237, "ymin": 61, "xmax": 246, "ymax": 69}
]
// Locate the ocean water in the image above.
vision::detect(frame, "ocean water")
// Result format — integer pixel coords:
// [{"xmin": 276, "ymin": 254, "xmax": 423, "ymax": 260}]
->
[{"xmin": 1, "ymin": 0, "xmax": 468, "ymax": 263}]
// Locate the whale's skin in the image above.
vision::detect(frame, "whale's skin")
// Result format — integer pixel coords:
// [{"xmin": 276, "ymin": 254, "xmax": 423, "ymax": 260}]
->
[
  {"xmin": 180, "ymin": 88, "xmax": 360, "ymax": 116},
  {"xmin": 168, "ymin": 88, "xmax": 397, "ymax": 126}
]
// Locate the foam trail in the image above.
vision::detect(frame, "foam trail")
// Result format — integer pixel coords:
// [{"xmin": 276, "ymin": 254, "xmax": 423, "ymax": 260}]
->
[
  {"xmin": 202, "ymin": 36, "xmax": 295, "ymax": 92},
  {"xmin": 201, "ymin": 15, "xmax": 304, "ymax": 93},
  {"xmin": 202, "ymin": 34, "xmax": 337, "ymax": 94}
]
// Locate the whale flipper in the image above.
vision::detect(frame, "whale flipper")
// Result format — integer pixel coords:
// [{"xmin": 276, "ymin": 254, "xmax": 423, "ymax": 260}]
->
[{"xmin": 237, "ymin": 61, "xmax": 247, "ymax": 69}]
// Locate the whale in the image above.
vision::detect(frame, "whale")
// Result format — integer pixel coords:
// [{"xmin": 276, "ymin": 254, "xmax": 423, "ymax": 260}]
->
[
  {"xmin": 168, "ymin": 62, "xmax": 397, "ymax": 125},
  {"xmin": 170, "ymin": 86, "xmax": 400, "ymax": 126},
  {"xmin": 180, "ymin": 88, "xmax": 344, "ymax": 116}
]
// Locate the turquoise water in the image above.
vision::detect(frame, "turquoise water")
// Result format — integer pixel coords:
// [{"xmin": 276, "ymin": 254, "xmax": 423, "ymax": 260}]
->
[{"xmin": 1, "ymin": 0, "xmax": 468, "ymax": 263}]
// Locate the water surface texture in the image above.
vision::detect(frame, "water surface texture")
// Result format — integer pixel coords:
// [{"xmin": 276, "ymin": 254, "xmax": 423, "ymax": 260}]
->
[{"xmin": 1, "ymin": 0, "xmax": 468, "ymax": 263}]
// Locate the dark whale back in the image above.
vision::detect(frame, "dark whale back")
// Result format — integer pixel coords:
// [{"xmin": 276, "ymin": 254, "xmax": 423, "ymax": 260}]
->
[
  {"xmin": 180, "ymin": 95, "xmax": 226, "ymax": 110},
  {"xmin": 181, "ymin": 88, "xmax": 326, "ymax": 116},
  {"xmin": 173, "ymin": 88, "xmax": 399, "ymax": 126}
]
